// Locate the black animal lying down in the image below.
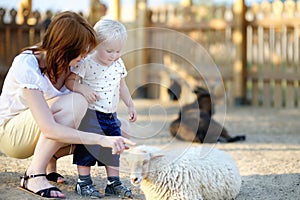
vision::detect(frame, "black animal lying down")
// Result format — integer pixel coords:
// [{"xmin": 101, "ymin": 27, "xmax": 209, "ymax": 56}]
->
[{"xmin": 169, "ymin": 87, "xmax": 246, "ymax": 143}]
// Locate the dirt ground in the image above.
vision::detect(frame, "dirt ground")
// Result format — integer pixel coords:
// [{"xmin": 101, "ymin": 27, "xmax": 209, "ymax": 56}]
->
[{"xmin": 0, "ymin": 99, "xmax": 300, "ymax": 200}]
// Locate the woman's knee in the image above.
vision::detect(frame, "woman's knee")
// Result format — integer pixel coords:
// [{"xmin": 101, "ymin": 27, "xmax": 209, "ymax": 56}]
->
[
  {"xmin": 49, "ymin": 92, "xmax": 88, "ymax": 127},
  {"xmin": 68, "ymin": 92, "xmax": 88, "ymax": 115}
]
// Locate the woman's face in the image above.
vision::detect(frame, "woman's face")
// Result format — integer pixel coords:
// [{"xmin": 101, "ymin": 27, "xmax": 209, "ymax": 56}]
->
[{"xmin": 69, "ymin": 53, "xmax": 87, "ymax": 67}]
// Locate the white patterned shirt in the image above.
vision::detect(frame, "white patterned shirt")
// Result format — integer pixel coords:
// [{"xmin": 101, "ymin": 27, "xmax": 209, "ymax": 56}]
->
[{"xmin": 71, "ymin": 56, "xmax": 127, "ymax": 113}]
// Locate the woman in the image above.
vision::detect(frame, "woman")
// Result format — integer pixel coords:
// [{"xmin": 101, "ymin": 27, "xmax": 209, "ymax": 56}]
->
[{"xmin": 0, "ymin": 11, "xmax": 135, "ymax": 199}]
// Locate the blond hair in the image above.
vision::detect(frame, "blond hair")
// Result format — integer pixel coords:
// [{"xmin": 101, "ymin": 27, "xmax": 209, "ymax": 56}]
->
[{"xmin": 93, "ymin": 19, "xmax": 127, "ymax": 45}]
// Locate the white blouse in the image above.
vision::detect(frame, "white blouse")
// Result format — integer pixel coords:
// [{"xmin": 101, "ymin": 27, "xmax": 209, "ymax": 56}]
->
[{"xmin": 0, "ymin": 52, "xmax": 70, "ymax": 125}]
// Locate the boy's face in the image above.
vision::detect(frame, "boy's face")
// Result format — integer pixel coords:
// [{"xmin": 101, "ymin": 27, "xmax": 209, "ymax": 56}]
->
[{"xmin": 95, "ymin": 39, "xmax": 125, "ymax": 66}]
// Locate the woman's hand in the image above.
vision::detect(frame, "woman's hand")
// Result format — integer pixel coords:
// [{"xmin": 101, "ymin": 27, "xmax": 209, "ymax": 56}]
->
[{"xmin": 100, "ymin": 136, "xmax": 136, "ymax": 154}]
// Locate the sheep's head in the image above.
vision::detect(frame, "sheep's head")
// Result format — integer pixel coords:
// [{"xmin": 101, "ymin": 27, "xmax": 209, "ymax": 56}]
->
[{"xmin": 125, "ymin": 145, "xmax": 163, "ymax": 186}]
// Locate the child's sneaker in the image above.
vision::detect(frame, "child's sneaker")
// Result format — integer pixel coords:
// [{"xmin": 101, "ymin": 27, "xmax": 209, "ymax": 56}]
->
[
  {"xmin": 75, "ymin": 180, "xmax": 104, "ymax": 199},
  {"xmin": 105, "ymin": 181, "xmax": 133, "ymax": 199}
]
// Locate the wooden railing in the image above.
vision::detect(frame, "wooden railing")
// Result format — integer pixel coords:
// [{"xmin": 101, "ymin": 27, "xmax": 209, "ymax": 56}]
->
[
  {"xmin": 146, "ymin": 4, "xmax": 238, "ymax": 105},
  {"xmin": 1, "ymin": 0, "xmax": 300, "ymax": 108},
  {"xmin": 146, "ymin": 0, "xmax": 300, "ymax": 108},
  {"xmin": 0, "ymin": 8, "xmax": 44, "ymax": 91},
  {"xmin": 245, "ymin": 0, "xmax": 300, "ymax": 108}
]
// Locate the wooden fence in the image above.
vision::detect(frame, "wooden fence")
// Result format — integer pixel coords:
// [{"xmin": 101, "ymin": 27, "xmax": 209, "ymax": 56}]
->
[
  {"xmin": 146, "ymin": 5, "xmax": 237, "ymax": 105},
  {"xmin": 245, "ymin": 0, "xmax": 300, "ymax": 108},
  {"xmin": 147, "ymin": 0, "xmax": 300, "ymax": 108},
  {"xmin": 1, "ymin": 0, "xmax": 300, "ymax": 108},
  {"xmin": 0, "ymin": 8, "xmax": 44, "ymax": 86}
]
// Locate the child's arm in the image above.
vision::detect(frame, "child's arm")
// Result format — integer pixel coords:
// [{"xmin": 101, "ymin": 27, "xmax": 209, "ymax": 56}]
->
[
  {"xmin": 120, "ymin": 78, "xmax": 137, "ymax": 122},
  {"xmin": 65, "ymin": 73, "xmax": 100, "ymax": 103}
]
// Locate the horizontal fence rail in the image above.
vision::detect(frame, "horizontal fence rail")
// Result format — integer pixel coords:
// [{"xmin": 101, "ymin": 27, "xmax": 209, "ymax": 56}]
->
[
  {"xmin": 0, "ymin": 8, "xmax": 44, "ymax": 92},
  {"xmin": 1, "ymin": 0, "xmax": 300, "ymax": 108},
  {"xmin": 245, "ymin": 0, "xmax": 300, "ymax": 108}
]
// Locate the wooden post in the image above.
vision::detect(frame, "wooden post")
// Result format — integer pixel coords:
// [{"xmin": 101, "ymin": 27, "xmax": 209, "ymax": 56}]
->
[
  {"xmin": 160, "ymin": 71, "xmax": 170, "ymax": 102},
  {"xmin": 180, "ymin": 0, "xmax": 192, "ymax": 7},
  {"xmin": 134, "ymin": 0, "xmax": 148, "ymax": 97},
  {"xmin": 88, "ymin": 0, "xmax": 107, "ymax": 26},
  {"xmin": 17, "ymin": 0, "xmax": 32, "ymax": 24},
  {"xmin": 233, "ymin": 0, "xmax": 247, "ymax": 105},
  {"xmin": 112, "ymin": 0, "xmax": 121, "ymax": 20}
]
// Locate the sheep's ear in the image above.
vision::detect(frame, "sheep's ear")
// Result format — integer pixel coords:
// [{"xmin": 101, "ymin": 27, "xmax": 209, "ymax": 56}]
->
[{"xmin": 150, "ymin": 152, "xmax": 165, "ymax": 160}]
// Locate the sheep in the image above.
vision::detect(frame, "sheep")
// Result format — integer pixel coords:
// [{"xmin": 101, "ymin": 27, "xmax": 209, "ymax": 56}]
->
[
  {"xmin": 125, "ymin": 145, "xmax": 242, "ymax": 200},
  {"xmin": 169, "ymin": 86, "xmax": 246, "ymax": 143}
]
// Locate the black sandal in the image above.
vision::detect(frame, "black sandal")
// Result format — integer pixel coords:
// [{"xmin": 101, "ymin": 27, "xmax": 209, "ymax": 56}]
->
[
  {"xmin": 46, "ymin": 155, "xmax": 68, "ymax": 184},
  {"xmin": 46, "ymin": 172, "xmax": 68, "ymax": 184},
  {"xmin": 19, "ymin": 172, "xmax": 65, "ymax": 199}
]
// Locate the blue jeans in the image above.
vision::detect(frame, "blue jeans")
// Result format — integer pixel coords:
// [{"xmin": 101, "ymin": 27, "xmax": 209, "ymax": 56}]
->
[{"xmin": 73, "ymin": 109, "xmax": 121, "ymax": 167}]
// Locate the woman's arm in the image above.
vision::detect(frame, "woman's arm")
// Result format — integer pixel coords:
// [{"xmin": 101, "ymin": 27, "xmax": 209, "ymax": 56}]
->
[
  {"xmin": 65, "ymin": 72, "xmax": 82, "ymax": 92},
  {"xmin": 24, "ymin": 88, "xmax": 134, "ymax": 153},
  {"xmin": 65, "ymin": 73, "xmax": 100, "ymax": 103}
]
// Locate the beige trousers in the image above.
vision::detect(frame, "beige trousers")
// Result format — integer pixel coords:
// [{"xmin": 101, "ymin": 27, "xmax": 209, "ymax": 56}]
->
[{"xmin": 0, "ymin": 108, "xmax": 40, "ymax": 159}]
